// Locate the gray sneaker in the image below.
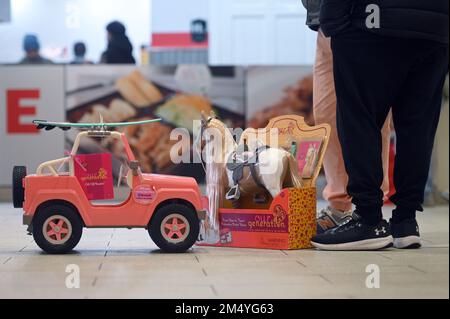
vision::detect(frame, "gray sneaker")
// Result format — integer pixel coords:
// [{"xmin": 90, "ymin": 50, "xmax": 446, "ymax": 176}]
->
[{"xmin": 317, "ymin": 206, "xmax": 353, "ymax": 234}]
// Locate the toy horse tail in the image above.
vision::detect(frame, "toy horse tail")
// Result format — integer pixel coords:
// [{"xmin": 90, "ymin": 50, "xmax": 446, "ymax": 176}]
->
[{"xmin": 287, "ymin": 154, "xmax": 303, "ymax": 188}]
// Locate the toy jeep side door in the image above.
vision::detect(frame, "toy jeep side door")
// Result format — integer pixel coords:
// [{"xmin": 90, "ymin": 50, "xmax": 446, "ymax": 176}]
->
[{"xmin": 65, "ymin": 131, "xmax": 153, "ymax": 227}]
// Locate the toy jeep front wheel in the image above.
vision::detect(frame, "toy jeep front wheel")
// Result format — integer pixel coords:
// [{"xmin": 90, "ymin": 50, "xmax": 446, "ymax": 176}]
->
[
  {"xmin": 149, "ymin": 204, "xmax": 199, "ymax": 253},
  {"xmin": 32, "ymin": 204, "xmax": 83, "ymax": 254}
]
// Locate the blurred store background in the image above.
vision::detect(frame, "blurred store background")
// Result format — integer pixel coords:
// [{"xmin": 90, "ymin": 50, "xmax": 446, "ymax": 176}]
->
[
  {"xmin": 0, "ymin": 0, "xmax": 151, "ymax": 64},
  {"xmin": 0, "ymin": 0, "xmax": 448, "ymax": 206}
]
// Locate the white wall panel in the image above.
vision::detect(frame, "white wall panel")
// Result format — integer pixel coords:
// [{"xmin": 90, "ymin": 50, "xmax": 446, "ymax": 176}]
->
[
  {"xmin": 0, "ymin": 66, "xmax": 65, "ymax": 185},
  {"xmin": 209, "ymin": 0, "xmax": 315, "ymax": 65}
]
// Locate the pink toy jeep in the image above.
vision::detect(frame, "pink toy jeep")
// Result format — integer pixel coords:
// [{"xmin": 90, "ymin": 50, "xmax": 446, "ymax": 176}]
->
[{"xmin": 12, "ymin": 129, "xmax": 206, "ymax": 254}]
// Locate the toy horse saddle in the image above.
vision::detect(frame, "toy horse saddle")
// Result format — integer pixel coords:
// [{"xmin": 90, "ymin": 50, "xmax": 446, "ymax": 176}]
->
[{"xmin": 225, "ymin": 145, "xmax": 269, "ymax": 200}]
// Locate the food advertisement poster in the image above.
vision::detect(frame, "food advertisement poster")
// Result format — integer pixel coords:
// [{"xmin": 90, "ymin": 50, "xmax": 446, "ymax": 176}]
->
[
  {"xmin": 246, "ymin": 66, "xmax": 314, "ymax": 129},
  {"xmin": 65, "ymin": 65, "xmax": 246, "ymax": 182}
]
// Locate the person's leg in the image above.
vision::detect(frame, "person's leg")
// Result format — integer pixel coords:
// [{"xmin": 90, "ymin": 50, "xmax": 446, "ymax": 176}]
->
[
  {"xmin": 313, "ymin": 29, "xmax": 352, "ymax": 213},
  {"xmin": 331, "ymin": 30, "xmax": 404, "ymax": 226},
  {"xmin": 311, "ymin": 30, "xmax": 409, "ymax": 250},
  {"xmin": 312, "ymin": 33, "xmax": 448, "ymax": 251},
  {"xmin": 380, "ymin": 113, "xmax": 392, "ymax": 201},
  {"xmin": 390, "ymin": 42, "xmax": 449, "ymax": 222},
  {"xmin": 313, "ymin": 30, "xmax": 392, "ymax": 209},
  {"xmin": 313, "ymin": 29, "xmax": 392, "ymax": 233}
]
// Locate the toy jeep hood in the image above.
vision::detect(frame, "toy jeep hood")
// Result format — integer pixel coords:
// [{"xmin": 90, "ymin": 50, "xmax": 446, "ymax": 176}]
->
[{"xmin": 141, "ymin": 173, "xmax": 199, "ymax": 189}]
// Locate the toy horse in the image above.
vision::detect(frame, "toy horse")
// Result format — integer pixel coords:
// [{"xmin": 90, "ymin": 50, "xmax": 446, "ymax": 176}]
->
[{"xmin": 197, "ymin": 114, "xmax": 303, "ymax": 243}]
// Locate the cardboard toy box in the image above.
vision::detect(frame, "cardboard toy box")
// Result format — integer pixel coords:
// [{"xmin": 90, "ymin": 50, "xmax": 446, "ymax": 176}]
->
[
  {"xmin": 214, "ymin": 187, "xmax": 317, "ymax": 249},
  {"xmin": 199, "ymin": 115, "xmax": 331, "ymax": 250}
]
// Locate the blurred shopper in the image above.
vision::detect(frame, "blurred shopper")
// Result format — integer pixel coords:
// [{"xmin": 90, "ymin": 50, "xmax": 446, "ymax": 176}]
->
[
  {"xmin": 100, "ymin": 21, "xmax": 135, "ymax": 64},
  {"xmin": 71, "ymin": 42, "xmax": 93, "ymax": 64},
  {"xmin": 302, "ymin": 0, "xmax": 392, "ymax": 234},
  {"xmin": 312, "ymin": 0, "xmax": 449, "ymax": 250},
  {"xmin": 19, "ymin": 34, "xmax": 53, "ymax": 64}
]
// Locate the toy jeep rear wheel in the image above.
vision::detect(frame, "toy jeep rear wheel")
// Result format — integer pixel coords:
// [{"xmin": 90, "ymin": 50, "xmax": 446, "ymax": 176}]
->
[
  {"xmin": 32, "ymin": 204, "xmax": 83, "ymax": 254},
  {"xmin": 149, "ymin": 203, "xmax": 199, "ymax": 253},
  {"xmin": 12, "ymin": 166, "xmax": 27, "ymax": 208}
]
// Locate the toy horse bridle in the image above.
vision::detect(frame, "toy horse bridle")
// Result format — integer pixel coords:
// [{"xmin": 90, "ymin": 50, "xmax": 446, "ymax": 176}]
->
[
  {"xmin": 196, "ymin": 115, "xmax": 215, "ymax": 172},
  {"xmin": 197, "ymin": 115, "xmax": 270, "ymax": 200}
]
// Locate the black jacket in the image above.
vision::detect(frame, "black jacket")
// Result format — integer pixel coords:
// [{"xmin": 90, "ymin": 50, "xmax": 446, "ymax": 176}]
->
[
  {"xmin": 302, "ymin": 0, "xmax": 322, "ymax": 31},
  {"xmin": 101, "ymin": 35, "xmax": 136, "ymax": 64},
  {"xmin": 320, "ymin": 0, "xmax": 449, "ymax": 44}
]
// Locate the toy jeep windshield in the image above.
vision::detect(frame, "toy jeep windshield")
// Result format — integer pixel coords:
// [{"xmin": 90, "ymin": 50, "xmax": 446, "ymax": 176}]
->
[{"xmin": 12, "ymin": 119, "xmax": 205, "ymax": 254}]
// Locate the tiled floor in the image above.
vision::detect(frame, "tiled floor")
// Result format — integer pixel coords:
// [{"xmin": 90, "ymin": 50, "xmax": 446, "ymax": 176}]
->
[{"xmin": 0, "ymin": 202, "xmax": 448, "ymax": 299}]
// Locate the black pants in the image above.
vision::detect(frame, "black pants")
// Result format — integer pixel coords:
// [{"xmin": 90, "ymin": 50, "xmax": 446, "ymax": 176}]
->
[{"xmin": 331, "ymin": 28, "xmax": 449, "ymax": 224}]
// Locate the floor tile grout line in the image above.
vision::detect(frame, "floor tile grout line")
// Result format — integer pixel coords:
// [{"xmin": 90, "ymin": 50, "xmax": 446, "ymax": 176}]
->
[
  {"xmin": 378, "ymin": 253, "xmax": 393, "ymax": 260},
  {"xmin": 103, "ymin": 238, "xmax": 111, "ymax": 257},
  {"xmin": 209, "ymin": 285, "xmax": 218, "ymax": 296},
  {"xmin": 319, "ymin": 274, "xmax": 333, "ymax": 284},
  {"xmin": 408, "ymin": 265, "xmax": 427, "ymax": 274},
  {"xmin": 422, "ymin": 245, "xmax": 450, "ymax": 249}
]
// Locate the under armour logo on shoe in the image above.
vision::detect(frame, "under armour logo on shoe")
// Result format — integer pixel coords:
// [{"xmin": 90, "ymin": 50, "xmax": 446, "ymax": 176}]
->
[{"xmin": 375, "ymin": 227, "xmax": 386, "ymax": 236}]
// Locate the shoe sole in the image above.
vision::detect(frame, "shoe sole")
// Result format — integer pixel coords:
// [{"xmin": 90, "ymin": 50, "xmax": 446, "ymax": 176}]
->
[
  {"xmin": 311, "ymin": 236, "xmax": 394, "ymax": 251},
  {"xmin": 394, "ymin": 236, "xmax": 422, "ymax": 249}
]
